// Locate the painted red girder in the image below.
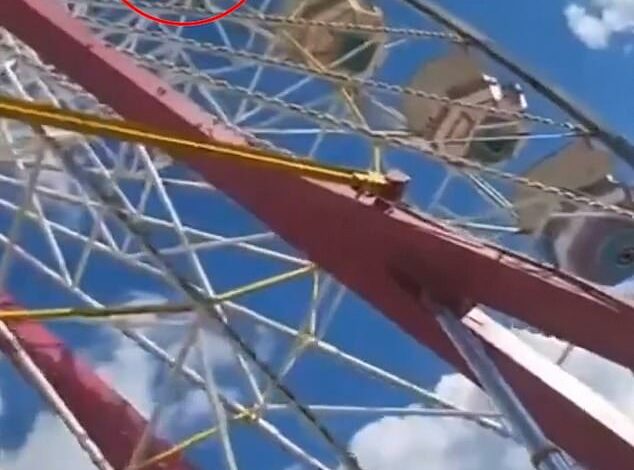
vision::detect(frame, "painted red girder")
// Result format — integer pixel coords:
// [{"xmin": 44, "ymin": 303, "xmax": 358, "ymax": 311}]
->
[
  {"xmin": 2, "ymin": 1, "xmax": 634, "ymax": 468},
  {"xmin": 464, "ymin": 308, "xmax": 634, "ymax": 468},
  {"xmin": 0, "ymin": 303, "xmax": 195, "ymax": 470}
]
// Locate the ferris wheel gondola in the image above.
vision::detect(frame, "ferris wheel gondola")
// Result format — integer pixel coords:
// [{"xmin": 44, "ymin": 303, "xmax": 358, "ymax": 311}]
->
[
  {"xmin": 515, "ymin": 140, "xmax": 634, "ymax": 285},
  {"xmin": 282, "ymin": 0, "xmax": 386, "ymax": 76},
  {"xmin": 403, "ymin": 52, "xmax": 528, "ymax": 164}
]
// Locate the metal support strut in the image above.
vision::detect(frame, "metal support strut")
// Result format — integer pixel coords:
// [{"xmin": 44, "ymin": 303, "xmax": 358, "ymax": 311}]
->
[
  {"xmin": 0, "ymin": 94, "xmax": 406, "ymax": 201},
  {"xmin": 433, "ymin": 306, "xmax": 571, "ymax": 470}
]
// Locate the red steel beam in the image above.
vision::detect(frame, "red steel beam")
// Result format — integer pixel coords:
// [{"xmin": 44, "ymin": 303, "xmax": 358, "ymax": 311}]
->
[
  {"xmin": 465, "ymin": 308, "xmax": 634, "ymax": 468},
  {"xmin": 0, "ymin": 300, "xmax": 195, "ymax": 470},
  {"xmin": 2, "ymin": 1, "xmax": 634, "ymax": 468}
]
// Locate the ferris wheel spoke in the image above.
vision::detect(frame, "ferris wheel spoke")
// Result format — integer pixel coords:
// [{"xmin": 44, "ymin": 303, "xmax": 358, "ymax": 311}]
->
[
  {"xmin": 232, "ymin": 0, "xmax": 278, "ymax": 122},
  {"xmin": 0, "ymin": 217, "xmax": 517, "ymax": 463},
  {"xmin": 0, "ymin": 239, "xmax": 512, "ymax": 458},
  {"xmin": 126, "ymin": 319, "xmax": 201, "ymax": 469},
  {"xmin": 0, "ymin": 321, "xmax": 114, "ymax": 470},
  {"xmin": 132, "ymin": 143, "xmax": 219, "ymax": 295},
  {"xmin": 233, "ymin": 43, "xmax": 276, "ymax": 123},
  {"xmin": 263, "ymin": 404, "xmax": 500, "ymax": 419},
  {"xmin": 55, "ymin": 146, "xmax": 361, "ymax": 467},
  {"xmin": 0, "ymin": 179, "xmax": 307, "ymax": 284},
  {"xmin": 194, "ymin": 330, "xmax": 240, "ymax": 470},
  {"xmin": 77, "ymin": 14, "xmax": 580, "ymax": 134},
  {"xmin": 0, "ymin": 152, "xmax": 76, "ymax": 286},
  {"xmin": 465, "ymin": 173, "xmax": 518, "ymax": 218},
  {"xmin": 235, "ymin": 93, "xmax": 336, "ymax": 131},
  {"xmin": 221, "ymin": 300, "xmax": 508, "ymax": 437},
  {"xmin": 256, "ymin": 272, "xmax": 330, "ymax": 408},
  {"xmin": 115, "ymin": 304, "xmax": 508, "ymax": 470},
  {"xmin": 121, "ymin": 328, "xmax": 340, "ymax": 470}
]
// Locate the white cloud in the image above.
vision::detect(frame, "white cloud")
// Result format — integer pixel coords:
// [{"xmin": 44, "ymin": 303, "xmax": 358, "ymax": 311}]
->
[
  {"xmin": 3, "ymin": 306, "xmax": 632, "ymax": 470},
  {"xmin": 565, "ymin": 1, "xmax": 634, "ymax": 48},
  {"xmin": 282, "ymin": 464, "xmax": 306, "ymax": 470},
  {"xmin": 0, "ymin": 126, "xmax": 85, "ymax": 228},
  {"xmin": 606, "ymin": 276, "xmax": 634, "ymax": 301},
  {"xmin": 514, "ymin": 330, "xmax": 634, "ymax": 418},
  {"xmin": 0, "ymin": 288, "xmax": 281, "ymax": 469},
  {"xmin": 94, "ymin": 337, "xmax": 158, "ymax": 418},
  {"xmin": 347, "ymin": 329, "xmax": 634, "ymax": 470},
  {"xmin": 253, "ymin": 324, "xmax": 276, "ymax": 362},
  {"xmin": 0, "ymin": 333, "xmax": 160, "ymax": 470},
  {"xmin": 348, "ymin": 374, "xmax": 531, "ymax": 470},
  {"xmin": 38, "ymin": 157, "xmax": 78, "ymax": 199},
  {"xmin": 96, "ymin": 292, "xmax": 244, "ymax": 437},
  {"xmin": 113, "ymin": 290, "xmax": 238, "ymax": 370},
  {"xmin": 0, "ymin": 413, "xmax": 95, "ymax": 470}
]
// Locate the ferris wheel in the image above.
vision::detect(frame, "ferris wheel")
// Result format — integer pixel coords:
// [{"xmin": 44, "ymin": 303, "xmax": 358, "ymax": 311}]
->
[{"xmin": 0, "ymin": 1, "xmax": 632, "ymax": 469}]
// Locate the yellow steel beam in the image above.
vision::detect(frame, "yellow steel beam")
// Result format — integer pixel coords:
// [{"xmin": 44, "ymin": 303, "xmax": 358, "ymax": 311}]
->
[
  {"xmin": 134, "ymin": 410, "xmax": 252, "ymax": 470},
  {"xmin": 0, "ymin": 94, "xmax": 403, "ymax": 199},
  {"xmin": 0, "ymin": 264, "xmax": 315, "ymax": 322}
]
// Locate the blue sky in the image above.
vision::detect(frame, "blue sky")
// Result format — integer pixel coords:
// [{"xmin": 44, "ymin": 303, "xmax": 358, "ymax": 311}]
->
[
  {"xmin": 443, "ymin": 0, "xmax": 634, "ymax": 138},
  {"xmin": 0, "ymin": 1, "xmax": 633, "ymax": 470}
]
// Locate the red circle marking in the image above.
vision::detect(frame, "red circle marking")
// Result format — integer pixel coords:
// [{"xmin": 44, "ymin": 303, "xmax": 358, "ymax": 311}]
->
[{"xmin": 120, "ymin": 0, "xmax": 247, "ymax": 27}]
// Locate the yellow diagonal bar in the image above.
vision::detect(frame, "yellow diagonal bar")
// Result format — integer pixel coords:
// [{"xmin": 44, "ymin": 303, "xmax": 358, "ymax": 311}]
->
[
  {"xmin": 133, "ymin": 410, "xmax": 251, "ymax": 470},
  {"xmin": 0, "ymin": 264, "xmax": 315, "ymax": 322},
  {"xmin": 0, "ymin": 94, "xmax": 395, "ymax": 197}
]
